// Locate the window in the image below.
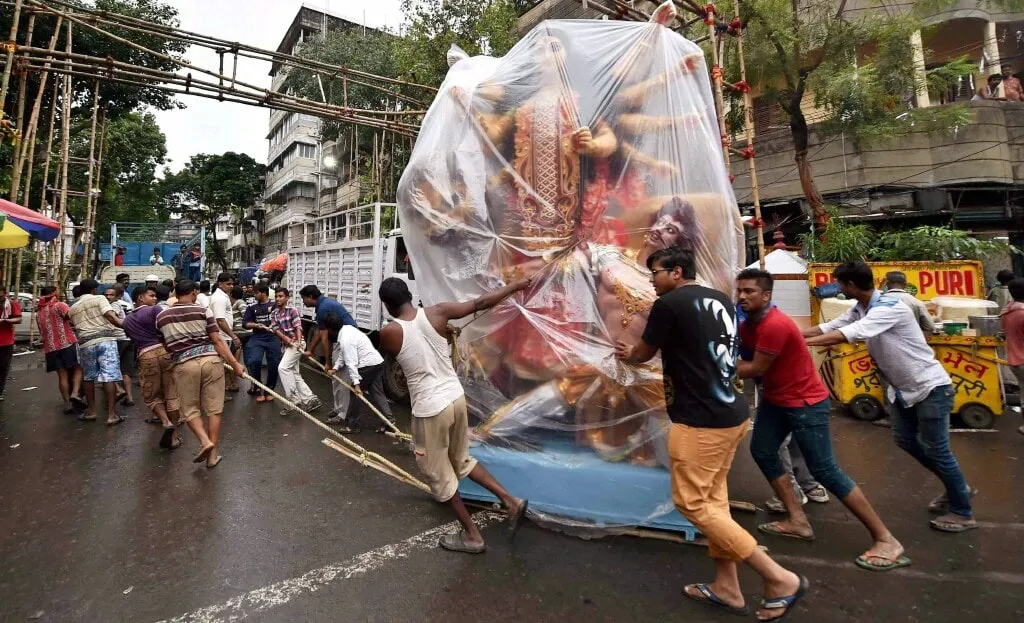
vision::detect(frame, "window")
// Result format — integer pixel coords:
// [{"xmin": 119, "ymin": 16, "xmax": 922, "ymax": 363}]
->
[{"xmin": 298, "ymin": 144, "xmax": 316, "ymax": 159}]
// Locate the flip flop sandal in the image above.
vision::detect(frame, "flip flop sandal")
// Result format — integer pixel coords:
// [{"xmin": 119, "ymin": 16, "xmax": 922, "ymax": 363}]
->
[
  {"xmin": 758, "ymin": 522, "xmax": 816, "ymax": 542},
  {"xmin": 122, "ymin": 399, "xmax": 135, "ymax": 407},
  {"xmin": 929, "ymin": 518, "xmax": 979, "ymax": 533},
  {"xmin": 928, "ymin": 487, "xmax": 978, "ymax": 514},
  {"xmin": 438, "ymin": 532, "xmax": 486, "ymax": 554},
  {"xmin": 683, "ymin": 583, "xmax": 749, "ymax": 616},
  {"xmin": 256, "ymin": 395, "xmax": 268, "ymax": 403},
  {"xmin": 106, "ymin": 415, "xmax": 126, "ymax": 427},
  {"xmin": 193, "ymin": 445, "xmax": 215, "ymax": 463},
  {"xmin": 855, "ymin": 553, "xmax": 912, "ymax": 572},
  {"xmin": 246, "ymin": 387, "xmax": 260, "ymax": 395},
  {"xmin": 758, "ymin": 575, "xmax": 809, "ymax": 621},
  {"xmin": 207, "ymin": 455, "xmax": 224, "ymax": 469},
  {"xmin": 144, "ymin": 417, "xmax": 162, "ymax": 425},
  {"xmin": 70, "ymin": 396, "xmax": 88, "ymax": 409},
  {"xmin": 77, "ymin": 414, "xmax": 97, "ymax": 422},
  {"xmin": 115, "ymin": 393, "xmax": 127, "ymax": 403},
  {"xmin": 159, "ymin": 426, "xmax": 176, "ymax": 449},
  {"xmin": 508, "ymin": 499, "xmax": 529, "ymax": 539}
]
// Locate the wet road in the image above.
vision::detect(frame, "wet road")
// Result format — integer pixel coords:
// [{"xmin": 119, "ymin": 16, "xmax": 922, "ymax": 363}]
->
[{"xmin": 1, "ymin": 352, "xmax": 1023, "ymax": 622}]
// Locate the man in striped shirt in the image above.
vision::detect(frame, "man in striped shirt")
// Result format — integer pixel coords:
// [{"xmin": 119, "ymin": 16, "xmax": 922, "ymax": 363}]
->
[
  {"xmin": 271, "ymin": 287, "xmax": 322, "ymax": 414},
  {"xmin": 157, "ymin": 280, "xmax": 246, "ymax": 467}
]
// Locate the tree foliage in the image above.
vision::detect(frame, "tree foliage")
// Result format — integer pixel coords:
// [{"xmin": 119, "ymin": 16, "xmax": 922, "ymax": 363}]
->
[
  {"xmin": 394, "ymin": 0, "xmax": 521, "ymax": 88},
  {"xmin": 158, "ymin": 153, "xmax": 267, "ymax": 271},
  {"xmin": 733, "ymin": 0, "xmax": 1022, "ymax": 222}
]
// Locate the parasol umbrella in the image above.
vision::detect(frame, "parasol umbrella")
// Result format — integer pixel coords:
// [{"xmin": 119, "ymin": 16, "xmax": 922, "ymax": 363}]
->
[
  {"xmin": 0, "ymin": 217, "xmax": 30, "ymax": 249},
  {"xmin": 0, "ymin": 198, "xmax": 61, "ymax": 242}
]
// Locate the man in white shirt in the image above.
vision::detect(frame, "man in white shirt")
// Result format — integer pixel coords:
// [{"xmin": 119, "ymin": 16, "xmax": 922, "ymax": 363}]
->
[
  {"xmin": 883, "ymin": 271, "xmax": 934, "ymax": 334},
  {"xmin": 323, "ymin": 313, "xmax": 394, "ymax": 433},
  {"xmin": 210, "ymin": 272, "xmax": 242, "ymax": 394},
  {"xmin": 805, "ymin": 260, "xmax": 976, "ymax": 534}
]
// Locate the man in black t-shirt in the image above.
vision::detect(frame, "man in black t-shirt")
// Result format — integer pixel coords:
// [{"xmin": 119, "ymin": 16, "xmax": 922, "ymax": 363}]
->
[{"xmin": 616, "ymin": 246, "xmax": 807, "ymax": 620}]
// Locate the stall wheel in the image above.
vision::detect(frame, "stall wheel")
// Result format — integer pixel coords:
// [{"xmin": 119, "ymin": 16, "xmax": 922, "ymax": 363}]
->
[
  {"xmin": 849, "ymin": 394, "xmax": 884, "ymax": 421},
  {"xmin": 958, "ymin": 403, "xmax": 995, "ymax": 430}
]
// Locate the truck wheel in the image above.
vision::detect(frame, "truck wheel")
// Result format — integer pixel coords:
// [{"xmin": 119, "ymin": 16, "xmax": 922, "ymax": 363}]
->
[
  {"xmin": 959, "ymin": 403, "xmax": 995, "ymax": 430},
  {"xmin": 384, "ymin": 355, "xmax": 409, "ymax": 404},
  {"xmin": 848, "ymin": 394, "xmax": 884, "ymax": 421}
]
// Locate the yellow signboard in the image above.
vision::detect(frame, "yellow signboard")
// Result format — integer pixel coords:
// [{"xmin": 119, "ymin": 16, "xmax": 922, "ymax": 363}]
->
[{"xmin": 808, "ymin": 261, "xmax": 985, "ymax": 301}]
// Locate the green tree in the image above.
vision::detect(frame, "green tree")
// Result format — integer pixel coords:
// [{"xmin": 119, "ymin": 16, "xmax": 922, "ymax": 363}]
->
[
  {"xmin": 733, "ymin": 0, "xmax": 1020, "ymax": 226},
  {"xmin": 158, "ymin": 152, "xmax": 266, "ymax": 272},
  {"xmin": 395, "ymin": 0, "xmax": 521, "ymax": 88}
]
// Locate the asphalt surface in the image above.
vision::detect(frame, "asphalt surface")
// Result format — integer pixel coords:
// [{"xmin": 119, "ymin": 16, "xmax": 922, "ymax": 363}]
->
[{"xmin": 1, "ymin": 351, "xmax": 1023, "ymax": 622}]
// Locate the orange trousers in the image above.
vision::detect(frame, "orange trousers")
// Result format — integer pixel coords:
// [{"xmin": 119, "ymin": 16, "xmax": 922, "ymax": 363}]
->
[{"xmin": 669, "ymin": 421, "xmax": 759, "ymax": 562}]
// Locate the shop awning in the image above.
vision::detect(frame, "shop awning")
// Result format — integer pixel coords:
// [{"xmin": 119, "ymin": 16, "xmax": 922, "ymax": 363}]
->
[{"xmin": 0, "ymin": 198, "xmax": 61, "ymax": 242}]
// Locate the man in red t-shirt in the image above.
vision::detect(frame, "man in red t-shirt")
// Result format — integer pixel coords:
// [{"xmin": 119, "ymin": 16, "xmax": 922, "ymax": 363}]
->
[
  {"xmin": 736, "ymin": 269, "xmax": 908, "ymax": 571},
  {"xmin": 0, "ymin": 283, "xmax": 23, "ymax": 401}
]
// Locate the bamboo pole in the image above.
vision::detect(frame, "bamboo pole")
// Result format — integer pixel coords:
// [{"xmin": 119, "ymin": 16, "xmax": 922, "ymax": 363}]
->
[
  {"xmin": 79, "ymin": 80, "xmax": 99, "ymax": 277},
  {"xmin": 83, "ymin": 108, "xmax": 106, "ymax": 278},
  {"xmin": 731, "ymin": 0, "xmax": 765, "ymax": 269},
  {"xmin": 231, "ymin": 363, "xmax": 428, "ymax": 492},
  {"xmin": 55, "ymin": 21, "xmax": 71, "ymax": 287},
  {"xmin": 39, "ymin": 74, "xmax": 57, "ymax": 287},
  {"xmin": 300, "ymin": 355, "xmax": 411, "ymax": 441},
  {"xmin": 8, "ymin": 11, "xmax": 35, "ymax": 203},
  {"xmin": 0, "ymin": 0, "xmax": 23, "ymax": 107},
  {"xmin": 13, "ymin": 15, "xmax": 61, "ymax": 207}
]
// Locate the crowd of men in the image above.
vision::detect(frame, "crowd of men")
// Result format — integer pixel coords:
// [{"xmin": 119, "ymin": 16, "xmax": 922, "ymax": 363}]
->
[
  {"xmin": 10, "ymin": 248, "xmax": 1023, "ymax": 620},
  {"xmin": 25, "ymin": 272, "xmax": 404, "ymax": 466}
]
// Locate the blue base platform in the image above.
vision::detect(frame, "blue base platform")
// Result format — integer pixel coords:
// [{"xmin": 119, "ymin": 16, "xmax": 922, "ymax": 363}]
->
[{"xmin": 458, "ymin": 438, "xmax": 700, "ymax": 540}]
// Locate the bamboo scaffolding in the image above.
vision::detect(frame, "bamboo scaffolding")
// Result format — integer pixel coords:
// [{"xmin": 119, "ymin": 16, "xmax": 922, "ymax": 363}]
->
[
  {"xmin": 14, "ymin": 0, "xmax": 430, "ymax": 132},
  {"xmin": 12, "ymin": 56, "xmax": 420, "ymax": 136},
  {"xmin": 13, "ymin": 15, "xmax": 62, "ymax": 207},
  {"xmin": 9, "ymin": 11, "xmax": 35, "ymax": 203},
  {"xmin": 78, "ymin": 80, "xmax": 99, "ymax": 276},
  {"xmin": 55, "ymin": 20, "xmax": 70, "ymax": 286},
  {"xmin": 0, "ymin": 0, "xmax": 24, "ymax": 106}
]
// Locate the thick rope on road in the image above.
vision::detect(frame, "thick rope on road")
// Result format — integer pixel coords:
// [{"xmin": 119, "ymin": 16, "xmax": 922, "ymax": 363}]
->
[{"xmin": 226, "ymin": 363, "xmax": 430, "ymax": 494}]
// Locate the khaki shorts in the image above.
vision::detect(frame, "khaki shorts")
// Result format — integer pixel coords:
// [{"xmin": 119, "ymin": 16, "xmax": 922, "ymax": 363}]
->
[
  {"xmin": 138, "ymin": 345, "xmax": 180, "ymax": 415},
  {"xmin": 411, "ymin": 396, "xmax": 477, "ymax": 502},
  {"xmin": 171, "ymin": 355, "xmax": 226, "ymax": 423}
]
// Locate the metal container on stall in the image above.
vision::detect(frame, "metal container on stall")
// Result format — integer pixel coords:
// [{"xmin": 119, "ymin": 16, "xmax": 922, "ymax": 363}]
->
[{"xmin": 968, "ymin": 315, "xmax": 1001, "ymax": 337}]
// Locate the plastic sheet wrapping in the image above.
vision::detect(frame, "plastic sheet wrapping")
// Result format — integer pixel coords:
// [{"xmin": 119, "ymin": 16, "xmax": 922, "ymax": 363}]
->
[{"xmin": 397, "ymin": 11, "xmax": 744, "ymax": 531}]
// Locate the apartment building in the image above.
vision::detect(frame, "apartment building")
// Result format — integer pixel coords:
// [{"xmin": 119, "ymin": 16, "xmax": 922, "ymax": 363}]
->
[{"xmin": 262, "ymin": 5, "xmax": 367, "ymax": 252}]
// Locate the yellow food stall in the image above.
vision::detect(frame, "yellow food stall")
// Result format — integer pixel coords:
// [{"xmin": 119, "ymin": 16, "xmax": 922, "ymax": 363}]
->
[{"xmin": 808, "ymin": 261, "xmax": 1004, "ymax": 429}]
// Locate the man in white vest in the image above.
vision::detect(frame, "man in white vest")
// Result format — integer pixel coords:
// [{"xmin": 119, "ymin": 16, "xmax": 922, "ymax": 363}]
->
[{"xmin": 378, "ymin": 277, "xmax": 530, "ymax": 554}]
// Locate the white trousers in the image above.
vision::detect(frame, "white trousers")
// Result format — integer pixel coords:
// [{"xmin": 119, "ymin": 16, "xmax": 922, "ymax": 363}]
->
[{"xmin": 278, "ymin": 346, "xmax": 317, "ymax": 405}]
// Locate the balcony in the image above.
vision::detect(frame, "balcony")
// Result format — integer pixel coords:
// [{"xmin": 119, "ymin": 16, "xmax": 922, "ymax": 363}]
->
[{"xmin": 730, "ymin": 101, "xmax": 1024, "ymax": 207}]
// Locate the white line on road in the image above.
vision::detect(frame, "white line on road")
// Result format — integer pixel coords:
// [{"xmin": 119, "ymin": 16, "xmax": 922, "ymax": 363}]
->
[{"xmin": 156, "ymin": 512, "xmax": 504, "ymax": 623}]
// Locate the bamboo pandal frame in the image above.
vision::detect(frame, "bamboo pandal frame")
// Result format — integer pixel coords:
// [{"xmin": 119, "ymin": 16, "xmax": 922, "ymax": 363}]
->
[{"xmin": 227, "ymin": 362, "xmax": 430, "ymax": 494}]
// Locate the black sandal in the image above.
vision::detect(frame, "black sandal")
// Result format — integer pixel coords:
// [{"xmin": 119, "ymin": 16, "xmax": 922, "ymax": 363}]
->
[{"xmin": 159, "ymin": 426, "xmax": 175, "ymax": 449}]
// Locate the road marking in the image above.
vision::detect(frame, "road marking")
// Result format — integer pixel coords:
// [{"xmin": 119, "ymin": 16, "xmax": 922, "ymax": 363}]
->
[
  {"xmin": 155, "ymin": 512, "xmax": 504, "ymax": 623},
  {"xmin": 772, "ymin": 553, "xmax": 1024, "ymax": 585}
]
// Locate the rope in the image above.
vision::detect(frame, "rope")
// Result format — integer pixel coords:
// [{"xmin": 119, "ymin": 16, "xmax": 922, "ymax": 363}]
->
[
  {"xmin": 300, "ymin": 355, "xmax": 412, "ymax": 442},
  {"xmin": 225, "ymin": 363, "xmax": 429, "ymax": 494}
]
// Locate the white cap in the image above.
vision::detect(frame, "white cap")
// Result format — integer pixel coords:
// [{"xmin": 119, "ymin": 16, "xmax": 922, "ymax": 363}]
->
[{"xmin": 145, "ymin": 274, "xmax": 159, "ymax": 282}]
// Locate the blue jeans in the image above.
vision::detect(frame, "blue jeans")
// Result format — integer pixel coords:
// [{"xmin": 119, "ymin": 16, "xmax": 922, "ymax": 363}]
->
[
  {"xmin": 892, "ymin": 385, "xmax": 973, "ymax": 518},
  {"xmin": 751, "ymin": 398, "xmax": 856, "ymax": 500},
  {"xmin": 245, "ymin": 336, "xmax": 282, "ymax": 390}
]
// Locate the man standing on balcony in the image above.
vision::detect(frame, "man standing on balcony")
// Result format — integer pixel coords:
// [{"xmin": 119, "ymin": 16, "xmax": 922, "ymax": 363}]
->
[{"xmin": 805, "ymin": 260, "xmax": 977, "ymax": 533}]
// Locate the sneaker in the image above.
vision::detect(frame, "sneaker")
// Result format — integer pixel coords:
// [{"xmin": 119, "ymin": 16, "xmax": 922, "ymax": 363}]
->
[
  {"xmin": 304, "ymin": 398, "xmax": 323, "ymax": 412},
  {"xmin": 804, "ymin": 485, "xmax": 830, "ymax": 504},
  {"xmin": 326, "ymin": 414, "xmax": 346, "ymax": 424},
  {"xmin": 765, "ymin": 488, "xmax": 808, "ymax": 513}
]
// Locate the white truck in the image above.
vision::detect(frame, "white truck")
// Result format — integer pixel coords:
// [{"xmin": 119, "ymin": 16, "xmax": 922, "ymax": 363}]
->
[{"xmin": 284, "ymin": 202, "xmax": 419, "ymax": 400}]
